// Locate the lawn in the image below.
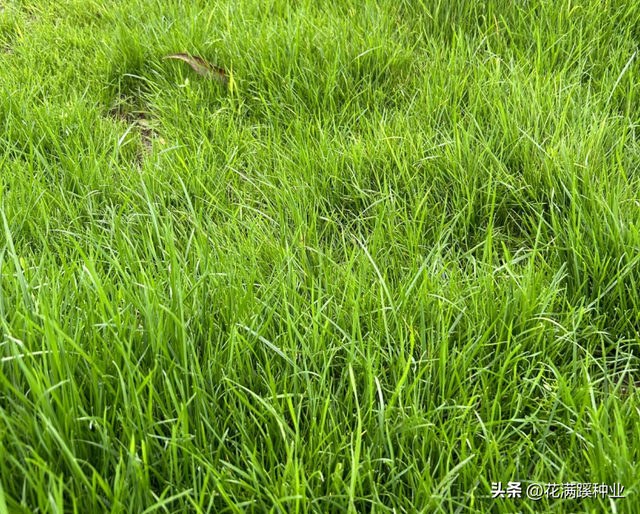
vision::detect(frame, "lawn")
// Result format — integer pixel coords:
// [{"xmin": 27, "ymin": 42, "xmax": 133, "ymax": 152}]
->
[{"xmin": 1, "ymin": 0, "xmax": 640, "ymax": 512}]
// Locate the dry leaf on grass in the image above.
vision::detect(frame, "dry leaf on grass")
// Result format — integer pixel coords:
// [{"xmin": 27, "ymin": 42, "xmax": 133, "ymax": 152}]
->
[{"xmin": 163, "ymin": 53, "xmax": 229, "ymax": 84}]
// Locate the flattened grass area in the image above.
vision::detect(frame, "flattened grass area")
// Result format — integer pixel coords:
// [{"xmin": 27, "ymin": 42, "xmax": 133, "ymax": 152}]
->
[{"xmin": 1, "ymin": 0, "xmax": 640, "ymax": 512}]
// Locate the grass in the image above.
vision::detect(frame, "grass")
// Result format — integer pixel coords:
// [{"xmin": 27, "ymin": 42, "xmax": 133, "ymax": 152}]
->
[{"xmin": 1, "ymin": 0, "xmax": 640, "ymax": 512}]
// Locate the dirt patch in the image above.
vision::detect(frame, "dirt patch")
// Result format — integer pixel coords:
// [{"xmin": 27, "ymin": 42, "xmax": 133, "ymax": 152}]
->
[
  {"xmin": 107, "ymin": 95, "xmax": 165, "ymax": 167},
  {"xmin": 618, "ymin": 374, "xmax": 640, "ymax": 397}
]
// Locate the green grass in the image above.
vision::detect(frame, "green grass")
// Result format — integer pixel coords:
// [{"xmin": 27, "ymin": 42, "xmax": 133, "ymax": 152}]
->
[{"xmin": 1, "ymin": 0, "xmax": 640, "ymax": 512}]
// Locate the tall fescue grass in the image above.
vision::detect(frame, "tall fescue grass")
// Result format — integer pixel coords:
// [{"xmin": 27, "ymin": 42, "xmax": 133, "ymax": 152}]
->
[{"xmin": 1, "ymin": 0, "xmax": 640, "ymax": 512}]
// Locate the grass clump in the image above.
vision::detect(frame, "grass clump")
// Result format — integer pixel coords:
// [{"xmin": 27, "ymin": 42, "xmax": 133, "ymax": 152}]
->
[{"xmin": 1, "ymin": 0, "xmax": 640, "ymax": 512}]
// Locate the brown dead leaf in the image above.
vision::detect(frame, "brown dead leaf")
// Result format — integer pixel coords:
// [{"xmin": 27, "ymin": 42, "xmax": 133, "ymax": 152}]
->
[{"xmin": 163, "ymin": 53, "xmax": 229, "ymax": 84}]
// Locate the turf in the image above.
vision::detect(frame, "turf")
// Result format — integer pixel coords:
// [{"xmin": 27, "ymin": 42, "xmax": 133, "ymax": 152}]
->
[{"xmin": 1, "ymin": 0, "xmax": 640, "ymax": 512}]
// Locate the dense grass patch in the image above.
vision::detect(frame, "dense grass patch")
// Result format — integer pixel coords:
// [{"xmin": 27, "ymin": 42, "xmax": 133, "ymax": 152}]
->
[{"xmin": 1, "ymin": 0, "xmax": 640, "ymax": 512}]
